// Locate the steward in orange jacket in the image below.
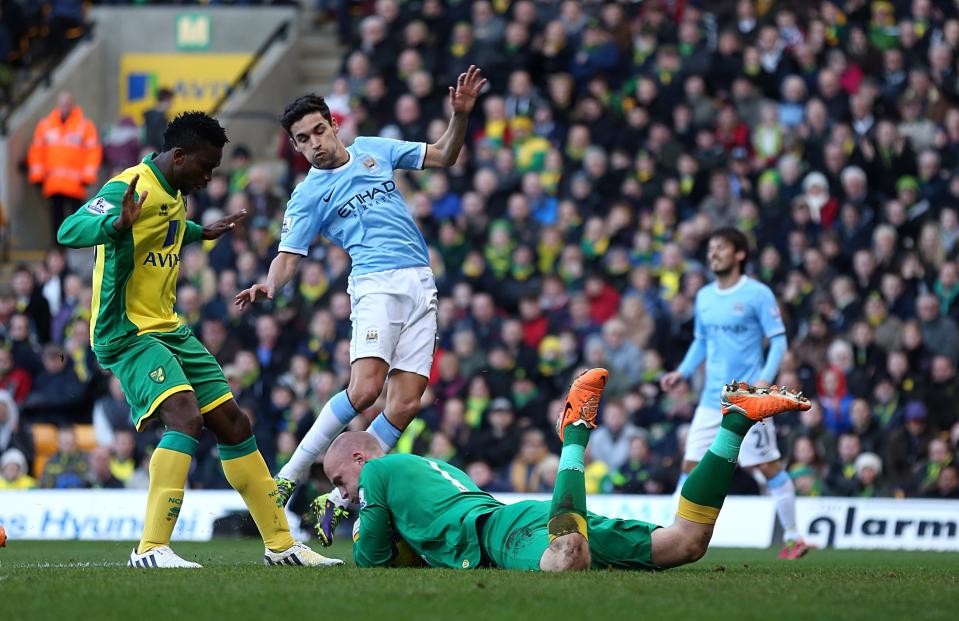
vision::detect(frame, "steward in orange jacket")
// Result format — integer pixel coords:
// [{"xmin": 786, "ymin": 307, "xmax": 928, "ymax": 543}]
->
[{"xmin": 27, "ymin": 93, "xmax": 102, "ymax": 240}]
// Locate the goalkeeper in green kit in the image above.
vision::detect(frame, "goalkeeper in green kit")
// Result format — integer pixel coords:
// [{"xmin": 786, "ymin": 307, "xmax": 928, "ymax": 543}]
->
[{"xmin": 324, "ymin": 368, "xmax": 810, "ymax": 570}]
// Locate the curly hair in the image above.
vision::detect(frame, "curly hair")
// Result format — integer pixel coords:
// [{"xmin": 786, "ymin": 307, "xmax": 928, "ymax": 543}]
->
[{"xmin": 162, "ymin": 111, "xmax": 229, "ymax": 152}]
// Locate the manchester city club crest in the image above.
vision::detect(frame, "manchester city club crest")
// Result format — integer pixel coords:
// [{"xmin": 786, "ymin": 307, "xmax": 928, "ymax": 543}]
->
[{"xmin": 366, "ymin": 328, "xmax": 378, "ymax": 344}]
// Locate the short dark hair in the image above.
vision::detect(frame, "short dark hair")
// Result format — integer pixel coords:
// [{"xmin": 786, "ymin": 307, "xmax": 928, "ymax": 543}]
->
[
  {"xmin": 162, "ymin": 111, "xmax": 229, "ymax": 152},
  {"xmin": 156, "ymin": 88, "xmax": 174, "ymax": 102},
  {"xmin": 709, "ymin": 227, "xmax": 749, "ymax": 268},
  {"xmin": 280, "ymin": 94, "xmax": 333, "ymax": 136}
]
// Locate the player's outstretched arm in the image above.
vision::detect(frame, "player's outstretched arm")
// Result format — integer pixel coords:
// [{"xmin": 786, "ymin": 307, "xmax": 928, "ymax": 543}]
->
[
  {"xmin": 423, "ymin": 65, "xmax": 487, "ymax": 169},
  {"xmin": 233, "ymin": 250, "xmax": 301, "ymax": 310},
  {"xmin": 57, "ymin": 174, "xmax": 147, "ymax": 248},
  {"xmin": 200, "ymin": 208, "xmax": 248, "ymax": 241}
]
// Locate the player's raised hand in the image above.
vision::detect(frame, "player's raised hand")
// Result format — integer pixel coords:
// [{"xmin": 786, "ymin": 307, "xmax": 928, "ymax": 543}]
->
[
  {"xmin": 449, "ymin": 65, "xmax": 487, "ymax": 115},
  {"xmin": 202, "ymin": 208, "xmax": 248, "ymax": 240},
  {"xmin": 234, "ymin": 283, "xmax": 275, "ymax": 311},
  {"xmin": 113, "ymin": 174, "xmax": 147, "ymax": 232}
]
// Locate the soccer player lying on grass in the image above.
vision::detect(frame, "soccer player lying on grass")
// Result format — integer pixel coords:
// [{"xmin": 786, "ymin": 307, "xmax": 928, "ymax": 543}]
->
[{"xmin": 324, "ymin": 369, "xmax": 810, "ymax": 570}]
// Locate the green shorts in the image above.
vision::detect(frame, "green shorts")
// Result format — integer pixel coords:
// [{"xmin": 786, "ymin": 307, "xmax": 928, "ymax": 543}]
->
[
  {"xmin": 96, "ymin": 325, "xmax": 232, "ymax": 431},
  {"xmin": 479, "ymin": 500, "xmax": 661, "ymax": 571}
]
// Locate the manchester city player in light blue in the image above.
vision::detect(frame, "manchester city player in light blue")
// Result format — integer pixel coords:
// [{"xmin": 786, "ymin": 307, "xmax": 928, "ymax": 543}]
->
[
  {"xmin": 659, "ymin": 227, "xmax": 811, "ymax": 559},
  {"xmin": 235, "ymin": 66, "xmax": 487, "ymax": 551}
]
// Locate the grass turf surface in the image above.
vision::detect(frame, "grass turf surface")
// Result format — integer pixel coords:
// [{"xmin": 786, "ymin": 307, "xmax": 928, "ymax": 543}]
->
[{"xmin": 1, "ymin": 540, "xmax": 956, "ymax": 621}]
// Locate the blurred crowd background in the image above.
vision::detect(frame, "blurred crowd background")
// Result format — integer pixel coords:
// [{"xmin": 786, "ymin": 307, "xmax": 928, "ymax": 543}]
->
[{"xmin": 2, "ymin": 0, "xmax": 959, "ymax": 504}]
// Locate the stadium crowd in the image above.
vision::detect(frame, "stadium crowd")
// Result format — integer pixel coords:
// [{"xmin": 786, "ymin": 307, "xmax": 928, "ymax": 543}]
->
[{"xmin": 3, "ymin": 0, "xmax": 959, "ymax": 504}]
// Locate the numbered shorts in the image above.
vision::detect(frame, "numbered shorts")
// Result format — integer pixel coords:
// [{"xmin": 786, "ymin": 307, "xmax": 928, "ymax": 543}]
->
[
  {"xmin": 684, "ymin": 405, "xmax": 781, "ymax": 467},
  {"xmin": 347, "ymin": 266, "xmax": 438, "ymax": 378},
  {"xmin": 96, "ymin": 325, "xmax": 233, "ymax": 431},
  {"xmin": 479, "ymin": 500, "xmax": 660, "ymax": 571}
]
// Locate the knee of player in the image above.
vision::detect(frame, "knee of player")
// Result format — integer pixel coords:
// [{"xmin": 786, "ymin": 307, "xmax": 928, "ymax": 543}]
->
[
  {"xmin": 680, "ymin": 529, "xmax": 709, "ymax": 564},
  {"xmin": 390, "ymin": 396, "xmax": 422, "ymax": 420},
  {"xmin": 540, "ymin": 534, "xmax": 591, "ymax": 572},
  {"xmin": 158, "ymin": 393, "xmax": 204, "ymax": 438},
  {"xmin": 347, "ymin": 384, "xmax": 383, "ymax": 411}
]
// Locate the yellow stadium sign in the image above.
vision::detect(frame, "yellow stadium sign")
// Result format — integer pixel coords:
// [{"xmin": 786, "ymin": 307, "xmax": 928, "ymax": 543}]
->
[{"xmin": 119, "ymin": 53, "xmax": 252, "ymax": 123}]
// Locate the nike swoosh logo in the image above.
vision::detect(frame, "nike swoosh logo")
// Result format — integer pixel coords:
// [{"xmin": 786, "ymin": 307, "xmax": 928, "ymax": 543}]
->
[{"xmin": 323, "ymin": 189, "xmax": 335, "ymax": 202}]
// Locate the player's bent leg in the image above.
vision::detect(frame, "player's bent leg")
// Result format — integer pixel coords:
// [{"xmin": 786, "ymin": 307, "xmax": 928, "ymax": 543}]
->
[
  {"xmin": 347, "ymin": 357, "xmax": 390, "ymax": 410},
  {"xmin": 650, "ymin": 519, "xmax": 711, "ymax": 569},
  {"xmin": 539, "ymin": 533, "xmax": 591, "ymax": 572},
  {"xmin": 274, "ymin": 357, "xmax": 387, "ymax": 504},
  {"xmin": 205, "ymin": 400, "xmax": 341, "ymax": 566},
  {"xmin": 547, "ymin": 369, "xmax": 607, "ymax": 546},
  {"xmin": 311, "ymin": 368, "xmax": 425, "ymax": 546},
  {"xmin": 136, "ymin": 392, "xmax": 203, "ymax": 559},
  {"xmin": 376, "ymin": 369, "xmax": 429, "ymax": 446},
  {"xmin": 665, "ymin": 382, "xmax": 810, "ymax": 565}
]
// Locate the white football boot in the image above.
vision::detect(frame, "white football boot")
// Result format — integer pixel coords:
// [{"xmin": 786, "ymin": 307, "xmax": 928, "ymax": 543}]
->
[
  {"xmin": 263, "ymin": 541, "xmax": 344, "ymax": 567},
  {"xmin": 128, "ymin": 545, "xmax": 202, "ymax": 568}
]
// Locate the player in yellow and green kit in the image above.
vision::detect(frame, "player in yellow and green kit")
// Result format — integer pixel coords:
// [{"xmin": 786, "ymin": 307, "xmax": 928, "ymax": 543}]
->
[
  {"xmin": 324, "ymin": 369, "xmax": 810, "ymax": 571},
  {"xmin": 57, "ymin": 111, "xmax": 339, "ymax": 568}
]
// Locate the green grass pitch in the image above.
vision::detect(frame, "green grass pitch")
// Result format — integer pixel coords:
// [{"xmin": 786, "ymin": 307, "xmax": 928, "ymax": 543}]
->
[{"xmin": 1, "ymin": 540, "xmax": 956, "ymax": 621}]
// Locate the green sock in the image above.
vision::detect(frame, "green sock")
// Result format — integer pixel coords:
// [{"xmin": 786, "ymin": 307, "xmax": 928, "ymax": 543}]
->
[
  {"xmin": 548, "ymin": 424, "xmax": 590, "ymax": 542},
  {"xmin": 678, "ymin": 411, "xmax": 755, "ymax": 525}
]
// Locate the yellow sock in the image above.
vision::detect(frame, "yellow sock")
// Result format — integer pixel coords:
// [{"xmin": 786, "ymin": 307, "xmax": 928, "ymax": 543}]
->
[
  {"xmin": 220, "ymin": 436, "xmax": 296, "ymax": 552},
  {"xmin": 137, "ymin": 432, "xmax": 196, "ymax": 554}
]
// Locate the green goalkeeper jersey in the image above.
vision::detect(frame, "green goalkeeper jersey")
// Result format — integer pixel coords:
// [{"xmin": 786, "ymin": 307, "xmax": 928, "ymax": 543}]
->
[{"xmin": 353, "ymin": 454, "xmax": 503, "ymax": 569}]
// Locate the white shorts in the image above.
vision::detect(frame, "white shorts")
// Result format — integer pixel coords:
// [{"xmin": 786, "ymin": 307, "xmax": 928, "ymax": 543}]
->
[
  {"xmin": 347, "ymin": 266, "xmax": 438, "ymax": 378},
  {"xmin": 684, "ymin": 405, "xmax": 781, "ymax": 468}
]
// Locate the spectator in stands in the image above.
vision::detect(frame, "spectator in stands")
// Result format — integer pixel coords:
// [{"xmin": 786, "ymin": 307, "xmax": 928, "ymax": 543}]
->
[
  {"xmin": 849, "ymin": 398, "xmax": 883, "ymax": 454},
  {"xmin": 851, "ymin": 452, "xmax": 887, "ymax": 497},
  {"xmin": 91, "ymin": 375, "xmax": 132, "ymax": 448},
  {"xmin": 0, "ymin": 388, "xmax": 33, "ymax": 468},
  {"xmin": 913, "ymin": 438, "xmax": 955, "ymax": 497},
  {"xmin": 465, "ymin": 459, "xmax": 510, "ymax": 493},
  {"xmin": 27, "ymin": 92, "xmax": 102, "ymax": 241},
  {"xmin": 11, "ymin": 265, "xmax": 51, "ymax": 344},
  {"xmin": 825, "ymin": 433, "xmax": 863, "ymax": 496},
  {"xmin": 0, "ymin": 448, "xmax": 36, "ymax": 489},
  {"xmin": 924, "ymin": 464, "xmax": 959, "ymax": 499},
  {"xmin": 885, "ymin": 401, "xmax": 935, "ymax": 493},
  {"xmin": 916, "ymin": 294, "xmax": 959, "ymax": 363},
  {"xmin": 469, "ymin": 397, "xmax": 519, "ymax": 472},
  {"xmin": 611, "ymin": 435, "xmax": 662, "ymax": 494},
  {"xmin": 47, "ymin": 0, "xmax": 86, "ymax": 58},
  {"xmin": 507, "ymin": 427, "xmax": 553, "ymax": 492},
  {"xmin": 87, "ymin": 446, "xmax": 123, "ymax": 489},
  {"xmin": 22, "ymin": 344, "xmax": 86, "ymax": 425},
  {"xmin": 0, "ymin": 347, "xmax": 32, "ymax": 404},
  {"xmin": 39, "ymin": 427, "xmax": 88, "ymax": 489},
  {"xmin": 8, "ymin": 313, "xmax": 42, "ymax": 377},
  {"xmin": 143, "ymin": 87, "xmax": 174, "ymax": 152},
  {"xmin": 590, "ymin": 399, "xmax": 645, "ymax": 473},
  {"xmin": 110, "ymin": 429, "xmax": 136, "ymax": 485}
]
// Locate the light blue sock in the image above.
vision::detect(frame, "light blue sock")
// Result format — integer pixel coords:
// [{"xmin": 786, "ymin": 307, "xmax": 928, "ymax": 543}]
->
[
  {"xmin": 276, "ymin": 389, "xmax": 359, "ymax": 481},
  {"xmin": 368, "ymin": 413, "xmax": 403, "ymax": 451},
  {"xmin": 329, "ymin": 390, "xmax": 359, "ymax": 424}
]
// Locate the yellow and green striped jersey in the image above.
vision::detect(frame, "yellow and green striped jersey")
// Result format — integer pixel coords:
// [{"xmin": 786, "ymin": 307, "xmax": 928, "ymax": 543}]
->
[{"xmin": 58, "ymin": 154, "xmax": 204, "ymax": 355}]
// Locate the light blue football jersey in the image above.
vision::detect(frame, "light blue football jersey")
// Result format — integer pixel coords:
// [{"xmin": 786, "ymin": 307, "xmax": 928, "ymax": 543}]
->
[
  {"xmin": 278, "ymin": 136, "xmax": 430, "ymax": 275},
  {"xmin": 693, "ymin": 275, "xmax": 786, "ymax": 408}
]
